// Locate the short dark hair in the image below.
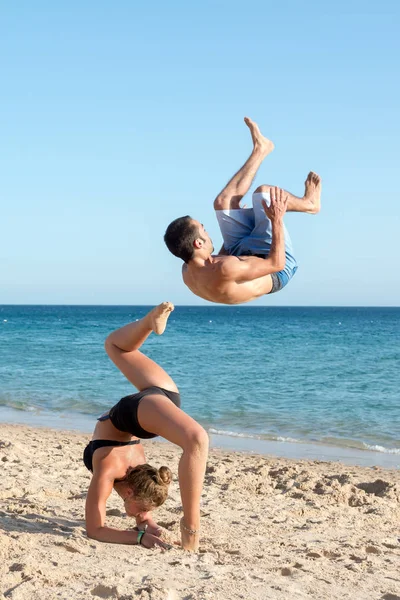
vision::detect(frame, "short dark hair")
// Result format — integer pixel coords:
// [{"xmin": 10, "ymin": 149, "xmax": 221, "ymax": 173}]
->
[{"xmin": 164, "ymin": 216, "xmax": 199, "ymax": 263}]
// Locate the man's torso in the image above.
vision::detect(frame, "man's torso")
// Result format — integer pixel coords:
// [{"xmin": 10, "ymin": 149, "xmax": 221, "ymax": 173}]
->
[{"xmin": 182, "ymin": 256, "xmax": 273, "ymax": 305}]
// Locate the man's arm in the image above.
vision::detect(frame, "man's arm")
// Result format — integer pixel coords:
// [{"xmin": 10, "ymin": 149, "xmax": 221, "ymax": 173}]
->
[
  {"xmin": 220, "ymin": 186, "xmax": 288, "ymax": 283},
  {"xmin": 220, "ymin": 218, "xmax": 285, "ymax": 282}
]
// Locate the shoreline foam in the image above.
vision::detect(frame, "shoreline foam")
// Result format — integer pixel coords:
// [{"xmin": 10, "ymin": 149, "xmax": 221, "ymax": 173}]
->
[{"xmin": 1, "ymin": 406, "xmax": 399, "ymax": 469}]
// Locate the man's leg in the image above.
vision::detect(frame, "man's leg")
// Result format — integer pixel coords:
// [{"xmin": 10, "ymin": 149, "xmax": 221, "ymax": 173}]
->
[
  {"xmin": 238, "ymin": 189, "xmax": 298, "ymax": 291},
  {"xmin": 254, "ymin": 172, "xmax": 321, "ymax": 214},
  {"xmin": 213, "ymin": 117, "xmax": 274, "ymax": 211}
]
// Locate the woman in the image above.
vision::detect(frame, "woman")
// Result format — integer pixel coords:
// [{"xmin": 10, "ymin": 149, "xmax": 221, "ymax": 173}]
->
[{"xmin": 83, "ymin": 302, "xmax": 208, "ymax": 551}]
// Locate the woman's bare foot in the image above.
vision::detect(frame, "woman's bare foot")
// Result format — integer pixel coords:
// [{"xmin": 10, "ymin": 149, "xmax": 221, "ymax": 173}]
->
[
  {"xmin": 303, "ymin": 171, "xmax": 322, "ymax": 214},
  {"xmin": 147, "ymin": 302, "xmax": 174, "ymax": 335},
  {"xmin": 244, "ymin": 116, "xmax": 274, "ymax": 156},
  {"xmin": 180, "ymin": 517, "xmax": 199, "ymax": 552}
]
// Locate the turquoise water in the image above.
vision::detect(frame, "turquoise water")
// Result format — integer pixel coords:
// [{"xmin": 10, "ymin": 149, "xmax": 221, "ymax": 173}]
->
[{"xmin": 0, "ymin": 305, "xmax": 399, "ymax": 458}]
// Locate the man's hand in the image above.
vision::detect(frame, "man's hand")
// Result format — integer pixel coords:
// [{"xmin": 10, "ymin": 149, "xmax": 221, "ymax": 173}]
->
[{"xmin": 262, "ymin": 186, "xmax": 288, "ymax": 222}]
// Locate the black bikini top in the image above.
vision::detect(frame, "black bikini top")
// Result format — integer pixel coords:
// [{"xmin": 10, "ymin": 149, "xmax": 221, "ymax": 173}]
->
[
  {"xmin": 89, "ymin": 439, "xmax": 140, "ymax": 454},
  {"xmin": 87, "ymin": 439, "xmax": 141, "ymax": 482}
]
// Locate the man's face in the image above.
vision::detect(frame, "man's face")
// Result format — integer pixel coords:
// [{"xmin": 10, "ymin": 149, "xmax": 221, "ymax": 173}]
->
[{"xmin": 193, "ymin": 220, "xmax": 214, "ymax": 254}]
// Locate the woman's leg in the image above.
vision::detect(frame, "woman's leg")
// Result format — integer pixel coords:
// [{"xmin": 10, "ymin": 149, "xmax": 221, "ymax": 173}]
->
[
  {"xmin": 137, "ymin": 396, "xmax": 209, "ymax": 552},
  {"xmin": 105, "ymin": 302, "xmax": 179, "ymax": 393}
]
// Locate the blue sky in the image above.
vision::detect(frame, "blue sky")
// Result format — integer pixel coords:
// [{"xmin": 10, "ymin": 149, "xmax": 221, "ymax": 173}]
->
[{"xmin": 1, "ymin": 0, "xmax": 399, "ymax": 306}]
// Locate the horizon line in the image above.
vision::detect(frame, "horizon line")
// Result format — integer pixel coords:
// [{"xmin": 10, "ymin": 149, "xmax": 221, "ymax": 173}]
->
[{"xmin": 1, "ymin": 304, "xmax": 400, "ymax": 309}]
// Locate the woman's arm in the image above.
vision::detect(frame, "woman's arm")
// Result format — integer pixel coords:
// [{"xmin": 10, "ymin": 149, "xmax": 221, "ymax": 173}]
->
[
  {"xmin": 85, "ymin": 472, "xmax": 137, "ymax": 544},
  {"xmin": 85, "ymin": 473, "xmax": 168, "ymax": 548}
]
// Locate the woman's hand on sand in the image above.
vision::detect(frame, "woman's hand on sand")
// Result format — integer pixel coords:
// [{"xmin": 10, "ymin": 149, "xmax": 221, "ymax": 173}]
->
[
  {"xmin": 140, "ymin": 531, "xmax": 171, "ymax": 550},
  {"xmin": 144, "ymin": 522, "xmax": 162, "ymax": 537},
  {"xmin": 137, "ymin": 516, "xmax": 162, "ymax": 537}
]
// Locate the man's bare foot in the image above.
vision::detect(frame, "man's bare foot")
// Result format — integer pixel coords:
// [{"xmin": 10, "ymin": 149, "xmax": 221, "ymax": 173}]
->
[
  {"xmin": 244, "ymin": 116, "xmax": 274, "ymax": 156},
  {"xmin": 303, "ymin": 171, "xmax": 322, "ymax": 214},
  {"xmin": 147, "ymin": 302, "xmax": 174, "ymax": 335}
]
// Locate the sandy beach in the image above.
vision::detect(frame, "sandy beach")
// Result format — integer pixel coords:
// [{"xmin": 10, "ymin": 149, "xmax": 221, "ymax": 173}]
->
[{"xmin": 0, "ymin": 423, "xmax": 399, "ymax": 600}]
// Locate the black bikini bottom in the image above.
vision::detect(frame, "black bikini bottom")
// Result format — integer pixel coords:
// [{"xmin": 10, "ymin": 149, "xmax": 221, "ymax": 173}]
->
[{"xmin": 102, "ymin": 386, "xmax": 181, "ymax": 439}]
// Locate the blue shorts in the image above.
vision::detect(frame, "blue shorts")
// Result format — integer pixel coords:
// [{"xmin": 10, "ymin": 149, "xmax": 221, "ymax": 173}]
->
[{"xmin": 216, "ymin": 191, "xmax": 298, "ymax": 293}]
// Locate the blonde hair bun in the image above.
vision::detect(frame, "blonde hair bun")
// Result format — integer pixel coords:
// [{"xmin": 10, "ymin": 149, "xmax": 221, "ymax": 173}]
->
[{"xmin": 158, "ymin": 465, "xmax": 172, "ymax": 485}]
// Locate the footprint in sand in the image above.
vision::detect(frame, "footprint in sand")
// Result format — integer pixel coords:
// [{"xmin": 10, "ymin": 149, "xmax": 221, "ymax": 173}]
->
[
  {"xmin": 323, "ymin": 550, "xmax": 342, "ymax": 559},
  {"xmin": 91, "ymin": 584, "xmax": 119, "ymax": 598},
  {"xmin": 57, "ymin": 541, "xmax": 81, "ymax": 553},
  {"xmin": 56, "ymin": 538, "xmax": 88, "ymax": 554},
  {"xmin": 356, "ymin": 479, "xmax": 391, "ymax": 496},
  {"xmin": 156, "ymin": 520, "xmax": 178, "ymax": 530},
  {"xmin": 306, "ymin": 551, "xmax": 322, "ymax": 559},
  {"xmin": 106, "ymin": 508, "xmax": 123, "ymax": 517},
  {"xmin": 9, "ymin": 563, "xmax": 24, "ymax": 572},
  {"xmin": 366, "ymin": 545, "xmax": 381, "ymax": 555},
  {"xmin": 349, "ymin": 553, "xmax": 367, "ymax": 563}
]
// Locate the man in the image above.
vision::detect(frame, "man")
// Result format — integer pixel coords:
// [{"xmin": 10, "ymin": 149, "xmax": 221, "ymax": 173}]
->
[{"xmin": 164, "ymin": 118, "xmax": 321, "ymax": 305}]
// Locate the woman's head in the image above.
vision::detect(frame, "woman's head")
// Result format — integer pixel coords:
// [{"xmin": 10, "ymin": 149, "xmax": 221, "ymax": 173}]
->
[{"xmin": 122, "ymin": 463, "xmax": 172, "ymax": 515}]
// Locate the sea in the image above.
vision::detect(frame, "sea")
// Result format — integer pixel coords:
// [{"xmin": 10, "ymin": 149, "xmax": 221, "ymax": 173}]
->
[{"xmin": 0, "ymin": 305, "xmax": 399, "ymax": 468}]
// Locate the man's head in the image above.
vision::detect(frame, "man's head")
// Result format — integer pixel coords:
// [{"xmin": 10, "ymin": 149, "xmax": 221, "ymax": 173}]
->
[{"xmin": 164, "ymin": 216, "xmax": 214, "ymax": 263}]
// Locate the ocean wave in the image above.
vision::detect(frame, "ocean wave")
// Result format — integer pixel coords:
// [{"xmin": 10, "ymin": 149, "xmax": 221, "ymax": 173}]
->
[
  {"xmin": 208, "ymin": 428, "xmax": 400, "ymax": 455},
  {"xmin": 208, "ymin": 428, "xmax": 300, "ymax": 443},
  {"xmin": 0, "ymin": 399, "xmax": 39, "ymax": 412},
  {"xmin": 0, "ymin": 398, "xmax": 105, "ymax": 417},
  {"xmin": 1, "ymin": 403, "xmax": 399, "ymax": 456},
  {"xmin": 208, "ymin": 428, "xmax": 254, "ymax": 439},
  {"xmin": 362, "ymin": 444, "xmax": 400, "ymax": 455}
]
